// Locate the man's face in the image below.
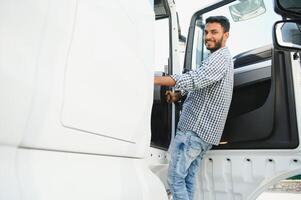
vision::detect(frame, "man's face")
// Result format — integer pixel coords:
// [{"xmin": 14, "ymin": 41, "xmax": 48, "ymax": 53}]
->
[{"xmin": 204, "ymin": 22, "xmax": 229, "ymax": 52}]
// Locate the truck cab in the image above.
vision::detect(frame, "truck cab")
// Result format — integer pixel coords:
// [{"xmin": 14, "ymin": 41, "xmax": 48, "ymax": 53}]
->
[
  {"xmin": 0, "ymin": 0, "xmax": 300, "ymax": 200},
  {"xmin": 151, "ymin": 0, "xmax": 301, "ymax": 199}
]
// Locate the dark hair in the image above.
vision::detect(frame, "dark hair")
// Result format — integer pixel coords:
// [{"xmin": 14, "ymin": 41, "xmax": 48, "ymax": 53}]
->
[{"xmin": 205, "ymin": 16, "xmax": 230, "ymax": 32}]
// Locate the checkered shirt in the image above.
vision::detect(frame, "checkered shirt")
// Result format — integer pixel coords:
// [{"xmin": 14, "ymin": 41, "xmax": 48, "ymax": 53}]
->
[{"xmin": 171, "ymin": 47, "xmax": 233, "ymax": 145}]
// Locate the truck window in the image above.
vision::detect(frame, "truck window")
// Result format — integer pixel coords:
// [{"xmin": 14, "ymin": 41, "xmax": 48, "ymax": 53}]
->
[
  {"xmin": 154, "ymin": 0, "xmax": 170, "ymax": 72},
  {"xmin": 194, "ymin": 0, "xmax": 282, "ymax": 65},
  {"xmin": 155, "ymin": 18, "xmax": 169, "ymax": 72}
]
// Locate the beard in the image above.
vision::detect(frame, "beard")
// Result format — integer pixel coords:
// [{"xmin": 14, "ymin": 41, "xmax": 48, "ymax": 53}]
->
[{"xmin": 205, "ymin": 36, "xmax": 223, "ymax": 52}]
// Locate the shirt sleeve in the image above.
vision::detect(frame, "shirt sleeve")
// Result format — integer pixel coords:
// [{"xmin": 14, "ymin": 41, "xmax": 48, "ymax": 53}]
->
[{"xmin": 170, "ymin": 51, "xmax": 228, "ymax": 91}]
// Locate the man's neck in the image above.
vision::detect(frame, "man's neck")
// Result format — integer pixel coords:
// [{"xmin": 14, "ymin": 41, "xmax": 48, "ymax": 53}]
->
[{"xmin": 210, "ymin": 46, "xmax": 225, "ymax": 53}]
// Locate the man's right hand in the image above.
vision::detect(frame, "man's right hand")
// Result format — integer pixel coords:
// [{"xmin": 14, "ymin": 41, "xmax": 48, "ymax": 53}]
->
[{"xmin": 165, "ymin": 91, "xmax": 182, "ymax": 103}]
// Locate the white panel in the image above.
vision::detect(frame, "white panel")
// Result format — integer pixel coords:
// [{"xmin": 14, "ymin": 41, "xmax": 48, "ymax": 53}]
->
[
  {"xmin": 12, "ymin": 0, "xmax": 154, "ymax": 158},
  {"xmin": 0, "ymin": 146, "xmax": 20, "ymax": 199},
  {"xmin": 17, "ymin": 148, "xmax": 168, "ymax": 200},
  {"xmin": 62, "ymin": 0, "xmax": 155, "ymax": 143},
  {"xmin": 194, "ymin": 152, "xmax": 301, "ymax": 200},
  {"xmin": 0, "ymin": 0, "xmax": 49, "ymax": 145}
]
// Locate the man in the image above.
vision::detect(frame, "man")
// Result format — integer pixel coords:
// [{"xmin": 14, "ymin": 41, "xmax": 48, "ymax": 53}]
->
[{"xmin": 154, "ymin": 16, "xmax": 234, "ymax": 200}]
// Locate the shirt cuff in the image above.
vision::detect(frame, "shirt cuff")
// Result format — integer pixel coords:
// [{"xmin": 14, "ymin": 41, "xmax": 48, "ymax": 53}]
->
[
  {"xmin": 170, "ymin": 74, "xmax": 181, "ymax": 85},
  {"xmin": 181, "ymin": 90, "xmax": 188, "ymax": 96}
]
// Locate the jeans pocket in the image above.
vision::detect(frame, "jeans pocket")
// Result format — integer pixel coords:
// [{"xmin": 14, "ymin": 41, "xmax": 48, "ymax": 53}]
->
[{"xmin": 187, "ymin": 137, "xmax": 202, "ymax": 159}]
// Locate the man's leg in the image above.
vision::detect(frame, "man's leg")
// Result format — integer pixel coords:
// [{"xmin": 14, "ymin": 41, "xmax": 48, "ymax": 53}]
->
[
  {"xmin": 185, "ymin": 131, "xmax": 212, "ymax": 200},
  {"xmin": 167, "ymin": 130, "xmax": 189, "ymax": 200},
  {"xmin": 185, "ymin": 157, "xmax": 201, "ymax": 200},
  {"xmin": 167, "ymin": 130, "xmax": 203, "ymax": 200}
]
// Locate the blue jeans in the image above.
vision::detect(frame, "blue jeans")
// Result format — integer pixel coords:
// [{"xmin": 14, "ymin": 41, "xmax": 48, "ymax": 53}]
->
[{"xmin": 167, "ymin": 130, "xmax": 212, "ymax": 200}]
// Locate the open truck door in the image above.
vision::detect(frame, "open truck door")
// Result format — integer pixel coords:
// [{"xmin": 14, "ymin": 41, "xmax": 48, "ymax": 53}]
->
[
  {"xmin": 150, "ymin": 0, "xmax": 183, "ymax": 159},
  {"xmin": 182, "ymin": 0, "xmax": 301, "ymax": 199}
]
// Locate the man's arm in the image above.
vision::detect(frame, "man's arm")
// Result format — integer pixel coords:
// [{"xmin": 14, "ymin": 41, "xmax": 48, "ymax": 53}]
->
[{"xmin": 154, "ymin": 76, "xmax": 176, "ymax": 86}]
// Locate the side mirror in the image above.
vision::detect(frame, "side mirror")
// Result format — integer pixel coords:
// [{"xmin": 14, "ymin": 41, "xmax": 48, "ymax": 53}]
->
[
  {"xmin": 273, "ymin": 20, "xmax": 301, "ymax": 51},
  {"xmin": 274, "ymin": 0, "xmax": 301, "ymax": 19}
]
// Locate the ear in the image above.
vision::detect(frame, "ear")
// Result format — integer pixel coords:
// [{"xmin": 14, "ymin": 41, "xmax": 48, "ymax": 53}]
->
[{"xmin": 224, "ymin": 31, "xmax": 229, "ymax": 39}]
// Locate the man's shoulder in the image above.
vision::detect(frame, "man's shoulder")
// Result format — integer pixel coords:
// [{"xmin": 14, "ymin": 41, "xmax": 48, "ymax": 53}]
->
[
  {"xmin": 218, "ymin": 47, "xmax": 231, "ymax": 56},
  {"xmin": 209, "ymin": 47, "xmax": 232, "ymax": 61}
]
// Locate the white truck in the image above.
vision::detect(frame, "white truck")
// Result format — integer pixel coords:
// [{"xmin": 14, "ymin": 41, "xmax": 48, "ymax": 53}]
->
[{"xmin": 0, "ymin": 0, "xmax": 300, "ymax": 199}]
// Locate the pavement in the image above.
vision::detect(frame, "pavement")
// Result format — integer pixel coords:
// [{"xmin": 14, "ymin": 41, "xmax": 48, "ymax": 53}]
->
[
  {"xmin": 267, "ymin": 180, "xmax": 301, "ymax": 193},
  {"xmin": 257, "ymin": 180, "xmax": 301, "ymax": 200},
  {"xmin": 257, "ymin": 192, "xmax": 301, "ymax": 200}
]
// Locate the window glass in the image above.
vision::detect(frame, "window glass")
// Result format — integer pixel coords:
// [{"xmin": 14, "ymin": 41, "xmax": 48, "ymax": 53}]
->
[
  {"xmin": 192, "ymin": 0, "xmax": 282, "ymax": 65},
  {"xmin": 191, "ymin": 19, "xmax": 204, "ymax": 70},
  {"xmin": 155, "ymin": 18, "xmax": 169, "ymax": 72}
]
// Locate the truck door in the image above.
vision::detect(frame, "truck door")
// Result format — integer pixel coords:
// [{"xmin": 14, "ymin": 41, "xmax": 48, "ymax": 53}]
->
[
  {"xmin": 183, "ymin": 0, "xmax": 301, "ymax": 199},
  {"xmin": 151, "ymin": 0, "xmax": 173, "ymax": 150},
  {"xmin": 151, "ymin": 0, "xmax": 183, "ymax": 151}
]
